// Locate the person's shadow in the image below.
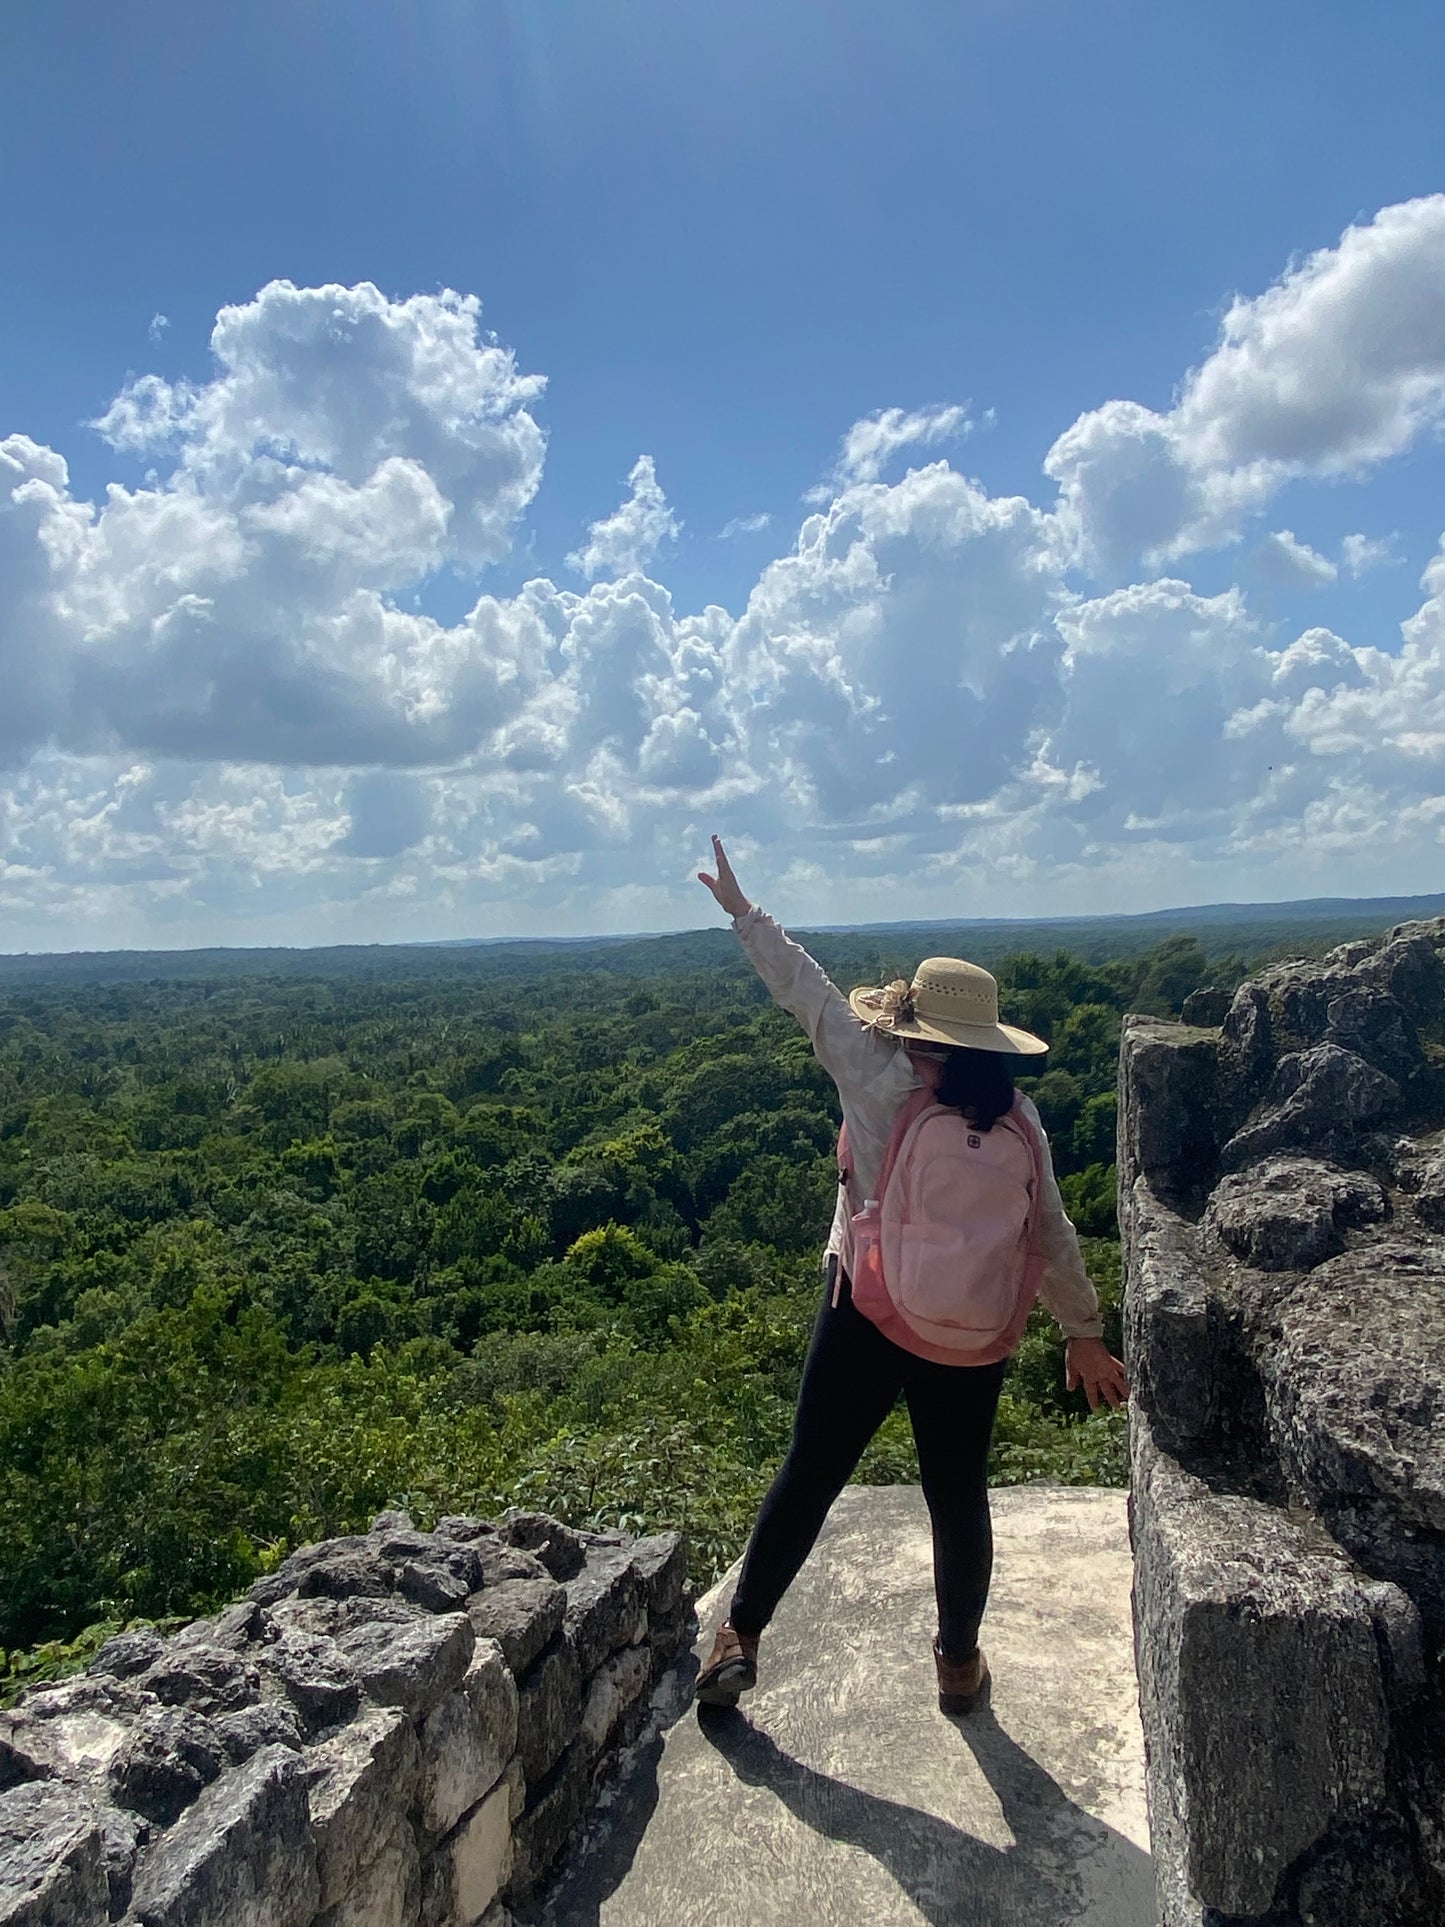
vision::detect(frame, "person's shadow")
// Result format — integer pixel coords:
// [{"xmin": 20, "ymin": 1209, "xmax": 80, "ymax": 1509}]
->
[
  {"xmin": 692, "ymin": 1701, "xmax": 1155, "ymax": 1927},
  {"xmin": 525, "ymin": 1662, "xmax": 1155, "ymax": 1927}
]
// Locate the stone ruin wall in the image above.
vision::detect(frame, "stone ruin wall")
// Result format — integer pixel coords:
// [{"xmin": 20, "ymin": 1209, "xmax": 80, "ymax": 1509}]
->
[
  {"xmin": 1122, "ymin": 917, "xmax": 1445, "ymax": 1925},
  {"xmin": 0, "ymin": 1508, "xmax": 695, "ymax": 1927}
]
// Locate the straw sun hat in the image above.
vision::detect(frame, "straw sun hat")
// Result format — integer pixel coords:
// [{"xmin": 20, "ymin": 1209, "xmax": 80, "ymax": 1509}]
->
[{"xmin": 848, "ymin": 957, "xmax": 1049, "ymax": 1057}]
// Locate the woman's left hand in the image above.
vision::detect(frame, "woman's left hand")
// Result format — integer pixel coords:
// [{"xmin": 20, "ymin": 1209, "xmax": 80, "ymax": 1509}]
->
[{"xmin": 1065, "ymin": 1336, "xmax": 1130, "ymax": 1412}]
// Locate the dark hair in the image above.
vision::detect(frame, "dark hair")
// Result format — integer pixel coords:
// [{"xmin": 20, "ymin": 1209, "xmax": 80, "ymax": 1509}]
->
[{"xmin": 933, "ymin": 1046, "xmax": 1015, "ymax": 1132}]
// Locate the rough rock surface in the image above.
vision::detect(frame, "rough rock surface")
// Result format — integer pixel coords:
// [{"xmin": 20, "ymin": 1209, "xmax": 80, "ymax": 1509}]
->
[
  {"xmin": 1, "ymin": 1512, "xmax": 692, "ymax": 1927},
  {"xmin": 1122, "ymin": 915, "xmax": 1445, "ymax": 1925}
]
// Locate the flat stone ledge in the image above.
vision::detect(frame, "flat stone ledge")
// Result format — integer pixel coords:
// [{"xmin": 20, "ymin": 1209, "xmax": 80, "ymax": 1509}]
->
[{"xmin": 526, "ymin": 1484, "xmax": 1151, "ymax": 1927}]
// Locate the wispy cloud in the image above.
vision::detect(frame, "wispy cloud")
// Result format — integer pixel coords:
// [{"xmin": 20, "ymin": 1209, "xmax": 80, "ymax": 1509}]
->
[{"xmin": 720, "ymin": 511, "xmax": 771, "ymax": 539}]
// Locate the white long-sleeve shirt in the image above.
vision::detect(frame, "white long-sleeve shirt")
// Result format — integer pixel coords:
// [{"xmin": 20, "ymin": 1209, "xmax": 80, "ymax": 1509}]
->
[{"xmin": 733, "ymin": 906, "xmax": 1104, "ymax": 1340}]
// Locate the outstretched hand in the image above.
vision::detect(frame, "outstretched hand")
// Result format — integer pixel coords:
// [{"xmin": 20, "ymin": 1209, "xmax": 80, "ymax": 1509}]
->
[
  {"xmin": 697, "ymin": 834, "xmax": 752, "ymax": 920},
  {"xmin": 1065, "ymin": 1336, "xmax": 1131, "ymax": 1412}
]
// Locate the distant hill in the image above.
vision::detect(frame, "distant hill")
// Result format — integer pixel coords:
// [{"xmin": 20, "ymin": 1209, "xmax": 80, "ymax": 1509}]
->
[{"xmin": 2, "ymin": 890, "xmax": 1442, "ymax": 989}]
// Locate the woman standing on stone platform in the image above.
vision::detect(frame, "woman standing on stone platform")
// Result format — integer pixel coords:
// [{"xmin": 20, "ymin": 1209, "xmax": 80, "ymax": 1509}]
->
[{"xmin": 691, "ymin": 836, "xmax": 1129, "ymax": 1714}]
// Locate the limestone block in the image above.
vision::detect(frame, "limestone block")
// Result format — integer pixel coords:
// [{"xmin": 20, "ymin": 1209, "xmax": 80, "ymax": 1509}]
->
[
  {"xmin": 369, "ymin": 1528, "xmax": 484, "ymax": 1614},
  {"xmin": 314, "ymin": 1808, "xmax": 419, "ymax": 1927},
  {"xmin": 335, "ymin": 1611, "xmax": 474, "ymax": 1721},
  {"xmin": 249, "ymin": 1536, "xmax": 388, "ymax": 1607},
  {"xmin": 0, "ymin": 1780, "xmax": 110, "ymax": 1927},
  {"xmin": 139, "ymin": 1643, "xmax": 262, "ymax": 1718},
  {"xmin": 421, "ymin": 1780, "xmax": 512, "ymax": 1927},
  {"xmin": 434, "ymin": 1515, "xmax": 500, "ymax": 1545},
  {"xmin": 501, "ymin": 1755, "xmax": 525, "ymax": 1825},
  {"xmin": 212, "ymin": 1701, "xmax": 306, "ymax": 1765},
  {"xmin": 126, "ymin": 1743, "xmax": 319, "ymax": 1927},
  {"xmin": 627, "ymin": 1531, "xmax": 686, "ymax": 1619},
  {"xmin": 563, "ymin": 1545, "xmax": 642, "ymax": 1678},
  {"xmin": 307, "ymin": 1704, "xmax": 421, "ymax": 1911},
  {"xmin": 1219, "ymin": 1043, "xmax": 1399, "ymax": 1171},
  {"xmin": 108, "ymin": 1704, "xmax": 228, "ymax": 1826},
  {"xmin": 1118, "ymin": 1015, "xmax": 1222, "ymax": 1203},
  {"xmin": 1132, "ymin": 1415, "xmax": 1399, "ymax": 1919},
  {"xmin": 90, "ymin": 1629, "xmax": 167, "ymax": 1680},
  {"xmin": 473, "ymin": 1539, "xmax": 552, "ymax": 1588},
  {"xmin": 504, "ymin": 1736, "xmax": 589, "ymax": 1906},
  {"xmin": 419, "ymin": 1642, "xmax": 517, "ymax": 1839},
  {"xmin": 1323, "ymin": 984, "xmax": 1424, "ymax": 1085},
  {"xmin": 578, "ymin": 1644, "xmax": 649, "ymax": 1760},
  {"xmin": 1255, "ymin": 1239, "xmax": 1445, "ymax": 1634},
  {"xmin": 0, "ymin": 1675, "xmax": 150, "ymax": 1793},
  {"xmin": 1203, "ymin": 1156, "xmax": 1386, "ymax": 1271},
  {"xmin": 259, "ymin": 1630, "xmax": 361, "ymax": 1733},
  {"xmin": 513, "ymin": 1633, "xmax": 580, "ymax": 1791},
  {"xmin": 1119, "ymin": 1176, "xmax": 1221, "ymax": 1454},
  {"xmin": 499, "ymin": 1510, "xmax": 587, "ymax": 1581},
  {"xmin": 467, "ymin": 1574, "xmax": 564, "ymax": 1678}
]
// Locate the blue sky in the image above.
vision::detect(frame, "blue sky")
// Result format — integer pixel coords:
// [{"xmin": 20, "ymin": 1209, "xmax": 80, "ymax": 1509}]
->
[{"xmin": 2, "ymin": 0, "xmax": 1445, "ymax": 948}]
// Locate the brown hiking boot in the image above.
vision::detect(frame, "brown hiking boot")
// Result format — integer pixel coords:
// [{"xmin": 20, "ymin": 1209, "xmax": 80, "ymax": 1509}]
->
[
  {"xmin": 934, "ymin": 1636, "xmax": 990, "ymax": 1715},
  {"xmin": 694, "ymin": 1618, "xmax": 760, "ymax": 1706}
]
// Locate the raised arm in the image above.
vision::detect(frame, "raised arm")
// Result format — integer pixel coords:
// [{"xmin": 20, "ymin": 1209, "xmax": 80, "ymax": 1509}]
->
[{"xmin": 698, "ymin": 836, "xmax": 901, "ymax": 1098}]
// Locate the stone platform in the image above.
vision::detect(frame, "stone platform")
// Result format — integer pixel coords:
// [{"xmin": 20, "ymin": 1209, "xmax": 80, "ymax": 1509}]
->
[{"xmin": 525, "ymin": 1484, "xmax": 1153, "ymax": 1927}]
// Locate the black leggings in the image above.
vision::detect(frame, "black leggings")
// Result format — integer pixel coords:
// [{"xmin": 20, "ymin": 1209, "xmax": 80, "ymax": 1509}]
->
[{"xmin": 729, "ymin": 1260, "xmax": 1007, "ymax": 1660}]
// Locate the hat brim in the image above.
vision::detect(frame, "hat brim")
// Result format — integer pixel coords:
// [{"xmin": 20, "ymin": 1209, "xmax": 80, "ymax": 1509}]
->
[{"xmin": 848, "ymin": 986, "xmax": 1049, "ymax": 1056}]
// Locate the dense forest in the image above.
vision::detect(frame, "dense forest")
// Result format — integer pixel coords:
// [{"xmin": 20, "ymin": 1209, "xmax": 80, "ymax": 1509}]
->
[{"xmin": 0, "ymin": 918, "xmax": 1266, "ymax": 1696}]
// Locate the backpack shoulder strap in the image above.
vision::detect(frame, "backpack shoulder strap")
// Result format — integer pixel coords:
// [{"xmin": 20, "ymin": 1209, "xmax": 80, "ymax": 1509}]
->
[{"xmin": 876, "ymin": 1087, "xmax": 940, "ymax": 1205}]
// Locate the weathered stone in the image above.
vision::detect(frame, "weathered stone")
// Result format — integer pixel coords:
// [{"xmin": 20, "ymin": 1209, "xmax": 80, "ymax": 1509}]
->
[
  {"xmin": 371, "ymin": 1530, "xmax": 484, "ymax": 1612},
  {"xmin": 1220, "ymin": 1043, "xmax": 1400, "ymax": 1170},
  {"xmin": 314, "ymin": 1808, "xmax": 419, "ymax": 1927},
  {"xmin": 108, "ymin": 1705, "xmax": 227, "ymax": 1827},
  {"xmin": 0, "ymin": 1780, "xmax": 110, "ymax": 1927},
  {"xmin": 1118, "ymin": 1016, "xmax": 1223, "ymax": 1206},
  {"xmin": 368, "ymin": 1510, "xmax": 414, "ymax": 1535},
  {"xmin": 421, "ymin": 1780, "xmax": 512, "ymax": 1927},
  {"xmin": 419, "ymin": 1641, "xmax": 518, "ymax": 1839},
  {"xmin": 500, "ymin": 1755, "xmax": 525, "ymax": 1826},
  {"xmin": 1324, "ymin": 984, "xmax": 1425, "ymax": 1086},
  {"xmin": 627, "ymin": 1532, "xmax": 686, "ymax": 1619},
  {"xmin": 174, "ymin": 1600, "xmax": 277, "ymax": 1653},
  {"xmin": 97, "ymin": 1804, "xmax": 147, "ymax": 1918},
  {"xmin": 474, "ymin": 1540, "xmax": 551, "ymax": 1588},
  {"xmin": 1255, "ymin": 1239, "xmax": 1445, "ymax": 1634},
  {"xmin": 126, "ymin": 1743, "xmax": 318, "ymax": 1927},
  {"xmin": 504, "ymin": 1735, "xmax": 589, "ymax": 1906},
  {"xmin": 0, "ymin": 1676, "xmax": 149, "ymax": 1793},
  {"xmin": 578, "ymin": 1643, "xmax": 649, "ymax": 1760},
  {"xmin": 211, "ymin": 1701, "xmax": 305, "ymax": 1765},
  {"xmin": 297, "ymin": 1551, "xmax": 394, "ymax": 1603},
  {"xmin": 335, "ymin": 1611, "xmax": 474, "ymax": 1721},
  {"xmin": 1180, "ymin": 984, "xmax": 1230, "ymax": 1026},
  {"xmin": 646, "ymin": 1602, "xmax": 695, "ymax": 1686},
  {"xmin": 140, "ymin": 1643, "xmax": 262, "ymax": 1718},
  {"xmin": 434, "ymin": 1515, "xmax": 499, "ymax": 1545},
  {"xmin": 1119, "ymin": 1174, "xmax": 1224, "ymax": 1457},
  {"xmin": 500, "ymin": 1510, "xmax": 587, "ymax": 1582},
  {"xmin": 467, "ymin": 1575, "xmax": 565, "ymax": 1679},
  {"xmin": 1290, "ymin": 1821, "xmax": 1429, "ymax": 1927},
  {"xmin": 249, "ymin": 1536, "xmax": 383, "ymax": 1607},
  {"xmin": 513, "ymin": 1633, "xmax": 580, "ymax": 1791},
  {"xmin": 563, "ymin": 1545, "xmax": 642, "ymax": 1678},
  {"xmin": 90, "ymin": 1629, "xmax": 166, "ymax": 1680},
  {"xmin": 307, "ymin": 1705, "xmax": 421, "ymax": 1911},
  {"xmin": 1352, "ymin": 925, "xmax": 1445, "ymax": 1029},
  {"xmin": 1204, "ymin": 1156, "xmax": 1387, "ymax": 1271},
  {"xmin": 1131, "ymin": 1415, "xmax": 1397, "ymax": 1919},
  {"xmin": 259, "ymin": 1631, "xmax": 361, "ymax": 1733}
]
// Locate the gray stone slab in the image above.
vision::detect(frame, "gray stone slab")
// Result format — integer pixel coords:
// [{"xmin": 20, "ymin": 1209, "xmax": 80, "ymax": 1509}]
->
[{"xmin": 526, "ymin": 1484, "xmax": 1152, "ymax": 1927}]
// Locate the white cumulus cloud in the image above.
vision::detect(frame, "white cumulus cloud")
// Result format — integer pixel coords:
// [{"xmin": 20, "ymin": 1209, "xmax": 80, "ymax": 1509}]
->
[
  {"xmin": 567, "ymin": 455, "xmax": 679, "ymax": 580},
  {"xmin": 4, "ymin": 211, "xmax": 1445, "ymax": 946},
  {"xmin": 1046, "ymin": 195, "xmax": 1445, "ymax": 571}
]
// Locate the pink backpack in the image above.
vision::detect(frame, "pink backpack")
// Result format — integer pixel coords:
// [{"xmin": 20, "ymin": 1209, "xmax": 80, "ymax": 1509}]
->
[{"xmin": 837, "ymin": 1088, "xmax": 1045, "ymax": 1358}]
